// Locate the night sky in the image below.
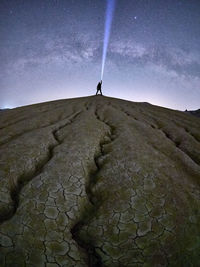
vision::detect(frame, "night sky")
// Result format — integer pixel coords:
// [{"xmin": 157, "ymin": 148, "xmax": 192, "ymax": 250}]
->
[{"xmin": 1, "ymin": 0, "xmax": 200, "ymax": 110}]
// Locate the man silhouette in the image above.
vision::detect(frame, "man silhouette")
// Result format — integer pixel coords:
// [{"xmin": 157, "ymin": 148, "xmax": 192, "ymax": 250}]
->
[{"xmin": 96, "ymin": 80, "xmax": 103, "ymax": 96}]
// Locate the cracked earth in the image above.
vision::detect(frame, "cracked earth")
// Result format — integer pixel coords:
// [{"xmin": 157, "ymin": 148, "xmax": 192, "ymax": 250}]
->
[{"xmin": 0, "ymin": 96, "xmax": 200, "ymax": 266}]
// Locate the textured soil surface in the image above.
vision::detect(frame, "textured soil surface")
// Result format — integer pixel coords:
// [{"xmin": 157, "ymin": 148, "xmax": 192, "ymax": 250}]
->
[{"xmin": 0, "ymin": 96, "xmax": 200, "ymax": 266}]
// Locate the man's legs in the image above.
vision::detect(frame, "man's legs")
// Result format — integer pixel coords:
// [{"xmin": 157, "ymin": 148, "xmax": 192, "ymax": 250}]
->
[{"xmin": 96, "ymin": 89, "xmax": 101, "ymax": 95}]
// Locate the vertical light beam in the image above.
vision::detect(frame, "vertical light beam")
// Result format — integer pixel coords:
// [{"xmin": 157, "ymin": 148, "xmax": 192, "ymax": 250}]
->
[{"xmin": 101, "ymin": 0, "xmax": 116, "ymax": 80}]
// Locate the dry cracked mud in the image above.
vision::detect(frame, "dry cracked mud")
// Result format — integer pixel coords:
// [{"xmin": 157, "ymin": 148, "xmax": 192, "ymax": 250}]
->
[{"xmin": 0, "ymin": 96, "xmax": 200, "ymax": 266}]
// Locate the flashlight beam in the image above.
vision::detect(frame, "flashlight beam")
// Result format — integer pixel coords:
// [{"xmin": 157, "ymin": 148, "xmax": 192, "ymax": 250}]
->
[{"xmin": 101, "ymin": 0, "xmax": 116, "ymax": 80}]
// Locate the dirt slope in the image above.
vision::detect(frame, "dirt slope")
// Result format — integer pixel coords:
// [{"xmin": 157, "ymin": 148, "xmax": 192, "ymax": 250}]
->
[{"xmin": 0, "ymin": 96, "xmax": 200, "ymax": 266}]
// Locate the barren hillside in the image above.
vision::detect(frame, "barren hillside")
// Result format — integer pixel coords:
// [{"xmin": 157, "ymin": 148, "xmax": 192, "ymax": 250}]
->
[{"xmin": 0, "ymin": 96, "xmax": 200, "ymax": 266}]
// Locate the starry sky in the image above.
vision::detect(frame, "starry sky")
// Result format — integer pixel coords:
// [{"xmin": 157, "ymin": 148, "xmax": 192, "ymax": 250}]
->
[{"xmin": 1, "ymin": 0, "xmax": 200, "ymax": 110}]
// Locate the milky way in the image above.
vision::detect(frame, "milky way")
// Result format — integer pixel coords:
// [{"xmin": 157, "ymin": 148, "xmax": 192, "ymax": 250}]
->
[{"xmin": 0, "ymin": 0, "xmax": 200, "ymax": 110}]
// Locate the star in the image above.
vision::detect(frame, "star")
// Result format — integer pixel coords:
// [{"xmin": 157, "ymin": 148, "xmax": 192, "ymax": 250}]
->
[{"xmin": 134, "ymin": 16, "xmax": 137, "ymax": 20}]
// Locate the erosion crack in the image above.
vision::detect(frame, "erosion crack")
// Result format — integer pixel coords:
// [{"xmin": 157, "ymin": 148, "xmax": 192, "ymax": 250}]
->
[
  {"xmin": 71, "ymin": 108, "xmax": 116, "ymax": 267},
  {"xmin": 161, "ymin": 129, "xmax": 200, "ymax": 167},
  {"xmin": 0, "ymin": 111, "xmax": 82, "ymax": 224},
  {"xmin": 0, "ymin": 102, "xmax": 76, "ymax": 131},
  {"xmin": 184, "ymin": 127, "xmax": 200, "ymax": 143},
  {"xmin": 114, "ymin": 104, "xmax": 200, "ymax": 168},
  {"xmin": 0, "ymin": 110, "xmax": 82, "ymax": 148}
]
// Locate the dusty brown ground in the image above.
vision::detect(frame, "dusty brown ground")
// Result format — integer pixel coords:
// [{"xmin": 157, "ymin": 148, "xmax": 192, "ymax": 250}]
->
[{"xmin": 0, "ymin": 96, "xmax": 200, "ymax": 266}]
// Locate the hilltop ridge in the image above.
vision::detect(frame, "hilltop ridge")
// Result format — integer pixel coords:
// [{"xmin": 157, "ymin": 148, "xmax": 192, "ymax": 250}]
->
[{"xmin": 0, "ymin": 96, "xmax": 200, "ymax": 266}]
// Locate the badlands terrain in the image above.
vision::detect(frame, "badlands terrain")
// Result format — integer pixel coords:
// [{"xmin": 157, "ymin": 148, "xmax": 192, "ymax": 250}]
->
[{"xmin": 0, "ymin": 96, "xmax": 200, "ymax": 266}]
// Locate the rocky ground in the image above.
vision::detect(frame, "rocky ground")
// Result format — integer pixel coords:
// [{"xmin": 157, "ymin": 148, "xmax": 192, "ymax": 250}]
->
[{"xmin": 0, "ymin": 96, "xmax": 200, "ymax": 266}]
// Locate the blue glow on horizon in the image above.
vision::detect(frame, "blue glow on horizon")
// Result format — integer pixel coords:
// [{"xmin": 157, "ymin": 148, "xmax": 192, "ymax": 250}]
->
[{"xmin": 101, "ymin": 0, "xmax": 116, "ymax": 80}]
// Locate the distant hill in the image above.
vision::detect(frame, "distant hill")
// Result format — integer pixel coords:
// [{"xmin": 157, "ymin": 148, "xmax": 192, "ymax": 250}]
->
[
  {"xmin": 0, "ymin": 96, "xmax": 200, "ymax": 266},
  {"xmin": 185, "ymin": 109, "xmax": 200, "ymax": 118},
  {"xmin": 0, "ymin": 108, "xmax": 10, "ymax": 113}
]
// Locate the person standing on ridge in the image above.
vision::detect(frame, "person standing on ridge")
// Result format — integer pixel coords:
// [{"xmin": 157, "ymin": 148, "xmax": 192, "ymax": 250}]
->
[{"xmin": 96, "ymin": 80, "xmax": 103, "ymax": 96}]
